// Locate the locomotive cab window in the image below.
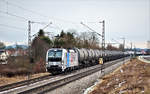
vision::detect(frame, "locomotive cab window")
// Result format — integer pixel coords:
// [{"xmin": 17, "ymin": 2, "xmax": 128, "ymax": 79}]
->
[{"xmin": 48, "ymin": 50, "xmax": 62, "ymax": 62}]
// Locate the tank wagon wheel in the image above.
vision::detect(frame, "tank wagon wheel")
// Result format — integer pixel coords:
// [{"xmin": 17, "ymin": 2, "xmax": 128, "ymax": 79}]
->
[{"xmin": 51, "ymin": 71, "xmax": 59, "ymax": 75}]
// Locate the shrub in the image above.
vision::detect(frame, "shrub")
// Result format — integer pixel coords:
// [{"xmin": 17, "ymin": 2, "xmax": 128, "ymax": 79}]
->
[
  {"xmin": 33, "ymin": 58, "xmax": 46, "ymax": 73},
  {"xmin": 0, "ymin": 56, "xmax": 32, "ymax": 77}
]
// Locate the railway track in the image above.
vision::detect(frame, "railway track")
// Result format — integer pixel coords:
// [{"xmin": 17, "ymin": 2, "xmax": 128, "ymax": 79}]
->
[
  {"xmin": 0, "ymin": 57, "xmax": 129, "ymax": 94},
  {"xmin": 138, "ymin": 55, "xmax": 150, "ymax": 63},
  {"xmin": 0, "ymin": 74, "xmax": 52, "ymax": 92}
]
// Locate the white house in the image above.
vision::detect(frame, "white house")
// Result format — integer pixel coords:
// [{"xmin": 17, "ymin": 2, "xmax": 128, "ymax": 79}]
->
[{"xmin": 0, "ymin": 50, "xmax": 9, "ymax": 62}]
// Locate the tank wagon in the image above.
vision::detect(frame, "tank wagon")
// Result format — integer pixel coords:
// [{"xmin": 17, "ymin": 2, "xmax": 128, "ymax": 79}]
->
[{"xmin": 46, "ymin": 48, "xmax": 126, "ymax": 74}]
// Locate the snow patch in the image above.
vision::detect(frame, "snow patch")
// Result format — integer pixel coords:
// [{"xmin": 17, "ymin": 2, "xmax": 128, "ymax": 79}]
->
[{"xmin": 83, "ymin": 79, "xmax": 102, "ymax": 94}]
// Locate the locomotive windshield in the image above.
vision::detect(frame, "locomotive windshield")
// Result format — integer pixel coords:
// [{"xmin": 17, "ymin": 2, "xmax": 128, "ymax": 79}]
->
[{"xmin": 48, "ymin": 50, "xmax": 62, "ymax": 62}]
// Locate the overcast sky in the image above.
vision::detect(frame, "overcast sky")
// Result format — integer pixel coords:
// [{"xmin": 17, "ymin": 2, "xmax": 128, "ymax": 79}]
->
[{"xmin": 0, "ymin": 0, "xmax": 149, "ymax": 48}]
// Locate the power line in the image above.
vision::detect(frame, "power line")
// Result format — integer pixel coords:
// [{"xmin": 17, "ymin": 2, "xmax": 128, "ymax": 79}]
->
[
  {"xmin": 0, "ymin": 10, "xmax": 28, "ymax": 21},
  {"xmin": 111, "ymin": 38, "xmax": 121, "ymax": 44},
  {"xmin": 0, "ymin": 10, "xmax": 49, "ymax": 25},
  {"xmin": 30, "ymin": 21, "xmax": 48, "ymax": 25},
  {"xmin": 0, "ymin": 15, "xmax": 27, "ymax": 22},
  {"xmin": 49, "ymin": 24, "xmax": 63, "ymax": 30},
  {"xmin": 1, "ymin": 0, "xmax": 103, "ymax": 26},
  {"xmin": 1, "ymin": 0, "xmax": 47, "ymax": 18},
  {"xmin": 86, "ymin": 21, "xmax": 99, "ymax": 23},
  {"xmin": 80, "ymin": 22, "xmax": 102, "ymax": 36},
  {"xmin": 1, "ymin": 0, "xmax": 78, "ymax": 24},
  {"xmin": 0, "ymin": 23, "xmax": 26, "ymax": 30},
  {"xmin": 0, "ymin": 30, "xmax": 26, "ymax": 33},
  {"xmin": 42, "ymin": 22, "xmax": 52, "ymax": 30}
]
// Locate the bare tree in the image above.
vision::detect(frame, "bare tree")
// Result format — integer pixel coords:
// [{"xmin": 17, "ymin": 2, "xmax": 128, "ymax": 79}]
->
[
  {"xmin": 106, "ymin": 44, "xmax": 118, "ymax": 50},
  {"xmin": 77, "ymin": 31, "xmax": 100, "ymax": 49}
]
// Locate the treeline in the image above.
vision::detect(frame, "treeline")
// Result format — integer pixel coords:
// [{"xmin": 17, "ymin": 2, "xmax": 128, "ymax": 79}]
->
[
  {"xmin": 31, "ymin": 29, "xmax": 124, "ymax": 62},
  {"xmin": 53, "ymin": 30, "xmax": 100, "ymax": 49}
]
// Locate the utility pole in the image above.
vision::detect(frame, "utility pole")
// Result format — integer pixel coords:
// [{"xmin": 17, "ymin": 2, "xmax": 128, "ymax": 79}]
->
[
  {"xmin": 121, "ymin": 37, "xmax": 125, "ymax": 64},
  {"xmin": 120, "ymin": 37, "xmax": 125, "ymax": 52},
  {"xmin": 80, "ymin": 21, "xmax": 105, "ymax": 50},
  {"xmin": 123, "ymin": 38, "xmax": 125, "ymax": 51},
  {"xmin": 131, "ymin": 42, "xmax": 132, "ymax": 50},
  {"xmin": 100, "ymin": 20, "xmax": 105, "ymax": 51},
  {"xmin": 99, "ymin": 20, "xmax": 105, "ymax": 75},
  {"xmin": 134, "ymin": 45, "xmax": 136, "ymax": 57},
  {"xmin": 28, "ymin": 21, "xmax": 32, "ymax": 59},
  {"xmin": 28, "ymin": 21, "xmax": 52, "ymax": 61},
  {"xmin": 80, "ymin": 20, "xmax": 105, "ymax": 73},
  {"xmin": 28, "ymin": 20, "xmax": 32, "ymax": 80},
  {"xmin": 27, "ymin": 20, "xmax": 52, "ymax": 80}
]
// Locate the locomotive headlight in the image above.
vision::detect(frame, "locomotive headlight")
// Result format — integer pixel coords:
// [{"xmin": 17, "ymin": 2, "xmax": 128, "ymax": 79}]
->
[{"xmin": 61, "ymin": 61, "xmax": 64, "ymax": 65}]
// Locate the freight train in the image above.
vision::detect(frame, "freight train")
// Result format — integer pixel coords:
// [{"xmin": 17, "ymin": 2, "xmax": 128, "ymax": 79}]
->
[{"xmin": 46, "ymin": 48, "xmax": 128, "ymax": 74}]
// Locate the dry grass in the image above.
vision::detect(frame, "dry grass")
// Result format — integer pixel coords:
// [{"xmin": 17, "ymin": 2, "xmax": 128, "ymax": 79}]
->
[
  {"xmin": 89, "ymin": 58, "xmax": 150, "ymax": 94},
  {"xmin": 0, "ymin": 56, "xmax": 46, "ymax": 77},
  {"xmin": 0, "ymin": 72, "xmax": 50, "ymax": 86}
]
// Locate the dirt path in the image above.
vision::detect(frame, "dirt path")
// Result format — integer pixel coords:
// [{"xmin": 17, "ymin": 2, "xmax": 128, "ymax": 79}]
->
[{"xmin": 88, "ymin": 58, "xmax": 150, "ymax": 94}]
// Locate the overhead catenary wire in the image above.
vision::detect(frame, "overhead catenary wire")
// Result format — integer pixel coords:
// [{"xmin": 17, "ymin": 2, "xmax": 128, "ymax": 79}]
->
[
  {"xmin": 0, "ymin": 30, "xmax": 27, "ymax": 33},
  {"xmin": 0, "ymin": 0, "xmax": 96, "ymax": 31},
  {"xmin": 80, "ymin": 22, "xmax": 102, "ymax": 37},
  {"xmin": 1, "ymin": 0, "xmax": 78, "ymax": 25},
  {"xmin": 0, "ymin": 0, "xmax": 47, "ymax": 18},
  {"xmin": 111, "ymin": 38, "xmax": 121, "ymax": 44},
  {"xmin": 0, "ymin": 0, "xmax": 108, "ymax": 45},
  {"xmin": 0, "ymin": 15, "xmax": 28, "ymax": 22},
  {"xmin": 112, "ymin": 38, "xmax": 131, "ymax": 49},
  {"xmin": 0, "ymin": 10, "xmax": 28, "ymax": 21},
  {"xmin": 0, "ymin": 10, "xmax": 49, "ymax": 25},
  {"xmin": 0, "ymin": 23, "xmax": 38, "ymax": 33},
  {"xmin": 0, "ymin": 23, "xmax": 26, "ymax": 30},
  {"xmin": 45, "ymin": 25, "xmax": 62, "ymax": 30},
  {"xmin": 0, "ymin": 9, "xmax": 77, "ymax": 31},
  {"xmin": 0, "ymin": 0, "xmax": 108, "ymax": 31}
]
